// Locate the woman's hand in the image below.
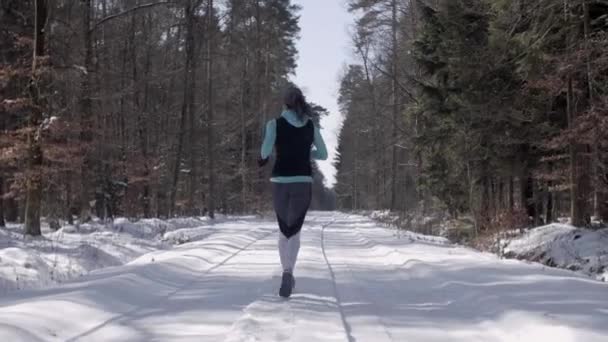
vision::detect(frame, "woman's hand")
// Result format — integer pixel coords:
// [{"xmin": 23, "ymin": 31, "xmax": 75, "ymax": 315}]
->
[{"xmin": 258, "ymin": 157, "xmax": 269, "ymax": 167}]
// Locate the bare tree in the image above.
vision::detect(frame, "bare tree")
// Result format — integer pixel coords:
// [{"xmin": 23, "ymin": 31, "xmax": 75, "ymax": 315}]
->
[
  {"xmin": 206, "ymin": 0, "xmax": 216, "ymax": 218},
  {"xmin": 24, "ymin": 0, "xmax": 49, "ymax": 236}
]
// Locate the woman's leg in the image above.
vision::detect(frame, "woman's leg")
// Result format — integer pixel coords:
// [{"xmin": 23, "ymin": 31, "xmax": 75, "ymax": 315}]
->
[
  {"xmin": 281, "ymin": 231, "xmax": 300, "ymax": 273},
  {"xmin": 283, "ymin": 183, "xmax": 311, "ymax": 272},
  {"xmin": 278, "ymin": 231, "xmax": 291, "ymax": 272},
  {"xmin": 273, "ymin": 183, "xmax": 291, "ymax": 272},
  {"xmin": 286, "ymin": 183, "xmax": 312, "ymax": 235}
]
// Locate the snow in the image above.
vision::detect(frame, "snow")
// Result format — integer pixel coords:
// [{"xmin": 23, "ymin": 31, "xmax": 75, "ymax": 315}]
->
[
  {"xmin": 503, "ymin": 223, "xmax": 608, "ymax": 281},
  {"xmin": 1, "ymin": 212, "xmax": 607, "ymax": 341},
  {"xmin": 0, "ymin": 217, "xmax": 220, "ymax": 294}
]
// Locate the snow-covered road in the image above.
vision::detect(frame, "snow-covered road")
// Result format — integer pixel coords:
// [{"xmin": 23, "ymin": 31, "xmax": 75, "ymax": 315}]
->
[{"xmin": 1, "ymin": 212, "xmax": 607, "ymax": 341}]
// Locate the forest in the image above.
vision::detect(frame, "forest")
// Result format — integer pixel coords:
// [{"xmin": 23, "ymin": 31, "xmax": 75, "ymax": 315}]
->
[
  {"xmin": 335, "ymin": 0, "xmax": 608, "ymax": 234},
  {"xmin": 2, "ymin": 0, "xmax": 608, "ymax": 238},
  {"xmin": 1, "ymin": 0, "xmax": 335, "ymax": 235}
]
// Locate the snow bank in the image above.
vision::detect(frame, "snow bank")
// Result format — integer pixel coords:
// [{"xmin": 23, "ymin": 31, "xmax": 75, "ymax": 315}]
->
[
  {"xmin": 368, "ymin": 210, "xmax": 451, "ymax": 238},
  {"xmin": 503, "ymin": 224, "xmax": 608, "ymax": 281},
  {"xmin": 369, "ymin": 210, "xmax": 400, "ymax": 225},
  {"xmin": 0, "ymin": 216, "xmax": 217, "ymax": 294},
  {"xmin": 111, "ymin": 217, "xmax": 212, "ymax": 239}
]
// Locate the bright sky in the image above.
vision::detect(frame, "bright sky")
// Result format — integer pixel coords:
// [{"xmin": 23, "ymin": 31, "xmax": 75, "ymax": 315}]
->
[{"xmin": 291, "ymin": 0, "xmax": 353, "ymax": 188}]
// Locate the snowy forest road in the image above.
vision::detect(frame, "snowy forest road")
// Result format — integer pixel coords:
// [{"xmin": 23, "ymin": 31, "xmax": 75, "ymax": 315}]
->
[{"xmin": 1, "ymin": 212, "xmax": 607, "ymax": 341}]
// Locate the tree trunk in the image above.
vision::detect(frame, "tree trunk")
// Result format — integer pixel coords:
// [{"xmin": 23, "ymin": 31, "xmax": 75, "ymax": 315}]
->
[
  {"xmin": 546, "ymin": 187, "xmax": 554, "ymax": 224},
  {"xmin": 169, "ymin": 2, "xmax": 196, "ymax": 216},
  {"xmin": 186, "ymin": 14, "xmax": 199, "ymax": 216},
  {"xmin": 554, "ymin": 191, "xmax": 562, "ymax": 221},
  {"xmin": 79, "ymin": 0, "xmax": 93, "ymax": 223},
  {"xmin": 240, "ymin": 55, "xmax": 249, "ymax": 212},
  {"xmin": 133, "ymin": 12, "xmax": 152, "ymax": 218},
  {"xmin": 523, "ymin": 176, "xmax": 535, "ymax": 224},
  {"xmin": 479, "ymin": 164, "xmax": 490, "ymax": 231},
  {"xmin": 389, "ymin": 0, "xmax": 399, "ymax": 211},
  {"xmin": 117, "ymin": 31, "xmax": 129, "ymax": 217},
  {"xmin": 567, "ymin": 76, "xmax": 591, "ymax": 227},
  {"xmin": 520, "ymin": 146, "xmax": 534, "ymax": 226},
  {"xmin": 490, "ymin": 178, "xmax": 496, "ymax": 218},
  {"xmin": 545, "ymin": 162, "xmax": 554, "ymax": 224},
  {"xmin": 582, "ymin": 0, "xmax": 600, "ymax": 221},
  {"xmin": 509, "ymin": 175, "xmax": 514, "ymax": 211},
  {"xmin": 25, "ymin": 0, "xmax": 48, "ymax": 236},
  {"xmin": 0, "ymin": 176, "xmax": 5, "ymax": 228},
  {"xmin": 206, "ymin": 0, "xmax": 216, "ymax": 219},
  {"xmin": 5, "ymin": 197, "xmax": 18, "ymax": 223},
  {"xmin": 24, "ymin": 140, "xmax": 43, "ymax": 236},
  {"xmin": 252, "ymin": 0, "xmax": 263, "ymax": 212},
  {"xmin": 158, "ymin": 25, "xmax": 182, "ymax": 218},
  {"xmin": 563, "ymin": 1, "xmax": 591, "ymax": 227},
  {"xmin": 533, "ymin": 180, "xmax": 543, "ymax": 226},
  {"xmin": 356, "ymin": 39, "xmax": 381, "ymax": 209},
  {"xmin": 497, "ymin": 179, "xmax": 504, "ymax": 212},
  {"xmin": 599, "ymin": 184, "xmax": 608, "ymax": 223},
  {"xmin": 46, "ymin": 182, "xmax": 61, "ymax": 231},
  {"xmin": 66, "ymin": 172, "xmax": 73, "ymax": 224},
  {"xmin": 353, "ymin": 136, "xmax": 359, "ymax": 210}
]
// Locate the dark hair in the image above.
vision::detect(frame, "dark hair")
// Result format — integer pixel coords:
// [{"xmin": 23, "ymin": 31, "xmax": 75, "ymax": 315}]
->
[{"xmin": 284, "ymin": 86, "xmax": 312, "ymax": 120}]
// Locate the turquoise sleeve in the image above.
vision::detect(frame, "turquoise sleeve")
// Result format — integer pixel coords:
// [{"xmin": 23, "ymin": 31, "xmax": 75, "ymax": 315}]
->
[
  {"xmin": 311, "ymin": 126, "xmax": 328, "ymax": 160},
  {"xmin": 261, "ymin": 120, "xmax": 276, "ymax": 159}
]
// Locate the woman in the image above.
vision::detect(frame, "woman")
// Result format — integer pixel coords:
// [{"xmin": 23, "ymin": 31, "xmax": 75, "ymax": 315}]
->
[{"xmin": 259, "ymin": 86, "xmax": 328, "ymax": 298}]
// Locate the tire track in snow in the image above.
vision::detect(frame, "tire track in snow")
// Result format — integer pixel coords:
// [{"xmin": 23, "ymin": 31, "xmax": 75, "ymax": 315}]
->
[
  {"xmin": 322, "ymin": 218, "xmax": 403, "ymax": 342},
  {"xmin": 66, "ymin": 228, "xmax": 276, "ymax": 342},
  {"xmin": 325, "ymin": 225, "xmax": 399, "ymax": 342},
  {"xmin": 320, "ymin": 216, "xmax": 356, "ymax": 342}
]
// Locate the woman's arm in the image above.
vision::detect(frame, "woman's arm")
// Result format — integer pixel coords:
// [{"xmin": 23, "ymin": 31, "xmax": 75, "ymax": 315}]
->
[
  {"xmin": 311, "ymin": 126, "xmax": 328, "ymax": 160},
  {"xmin": 260, "ymin": 119, "xmax": 276, "ymax": 160}
]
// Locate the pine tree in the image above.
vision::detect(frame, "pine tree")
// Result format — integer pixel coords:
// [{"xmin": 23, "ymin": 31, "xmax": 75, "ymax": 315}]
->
[{"xmin": 336, "ymin": 0, "xmax": 608, "ymax": 230}]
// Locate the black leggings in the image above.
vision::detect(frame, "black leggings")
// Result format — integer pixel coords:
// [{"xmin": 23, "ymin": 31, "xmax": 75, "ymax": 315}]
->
[{"xmin": 272, "ymin": 182, "xmax": 312, "ymax": 238}]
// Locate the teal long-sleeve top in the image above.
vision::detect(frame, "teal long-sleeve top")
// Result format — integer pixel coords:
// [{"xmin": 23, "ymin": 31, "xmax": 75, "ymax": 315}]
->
[{"xmin": 261, "ymin": 110, "xmax": 328, "ymax": 183}]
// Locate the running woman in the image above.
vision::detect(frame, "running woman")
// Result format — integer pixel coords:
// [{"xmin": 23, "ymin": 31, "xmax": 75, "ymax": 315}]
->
[{"xmin": 259, "ymin": 86, "xmax": 328, "ymax": 298}]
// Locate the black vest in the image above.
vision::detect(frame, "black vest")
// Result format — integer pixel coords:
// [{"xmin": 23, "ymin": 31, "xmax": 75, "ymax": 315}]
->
[{"xmin": 272, "ymin": 117, "xmax": 314, "ymax": 177}]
